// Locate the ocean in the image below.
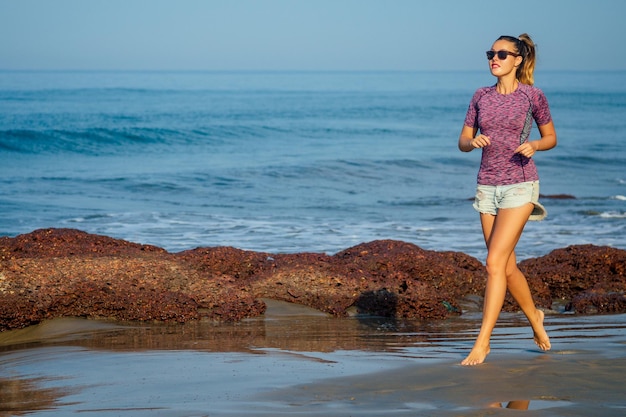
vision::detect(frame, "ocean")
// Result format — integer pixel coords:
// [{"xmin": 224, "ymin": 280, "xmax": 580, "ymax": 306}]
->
[{"xmin": 1, "ymin": 70, "xmax": 624, "ymax": 261}]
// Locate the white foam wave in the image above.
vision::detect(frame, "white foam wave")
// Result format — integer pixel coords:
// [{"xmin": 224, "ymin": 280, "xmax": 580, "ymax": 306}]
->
[{"xmin": 599, "ymin": 211, "xmax": 626, "ymax": 219}]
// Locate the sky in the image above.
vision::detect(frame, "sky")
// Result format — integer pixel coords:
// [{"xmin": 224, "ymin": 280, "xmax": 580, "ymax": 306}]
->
[{"xmin": 1, "ymin": 0, "xmax": 625, "ymax": 71}]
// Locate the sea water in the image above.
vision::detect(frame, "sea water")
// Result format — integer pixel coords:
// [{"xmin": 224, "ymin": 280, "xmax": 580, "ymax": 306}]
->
[{"xmin": 1, "ymin": 70, "xmax": 624, "ymax": 260}]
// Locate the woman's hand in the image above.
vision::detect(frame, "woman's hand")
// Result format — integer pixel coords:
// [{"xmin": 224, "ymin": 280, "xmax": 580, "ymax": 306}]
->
[
  {"xmin": 458, "ymin": 126, "xmax": 490, "ymax": 152},
  {"xmin": 516, "ymin": 122, "xmax": 557, "ymax": 157},
  {"xmin": 470, "ymin": 134, "xmax": 491, "ymax": 149},
  {"xmin": 515, "ymin": 141, "xmax": 536, "ymax": 158}
]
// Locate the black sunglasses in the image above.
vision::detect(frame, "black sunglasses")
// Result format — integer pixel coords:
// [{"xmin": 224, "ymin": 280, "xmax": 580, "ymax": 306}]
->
[{"xmin": 486, "ymin": 50, "xmax": 520, "ymax": 60}]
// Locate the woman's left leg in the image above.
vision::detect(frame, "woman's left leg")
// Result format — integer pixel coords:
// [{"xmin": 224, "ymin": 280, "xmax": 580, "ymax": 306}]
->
[{"xmin": 505, "ymin": 250, "xmax": 551, "ymax": 351}]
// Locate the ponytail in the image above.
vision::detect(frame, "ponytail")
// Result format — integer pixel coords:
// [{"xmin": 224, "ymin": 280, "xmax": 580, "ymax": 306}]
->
[{"xmin": 497, "ymin": 33, "xmax": 537, "ymax": 85}]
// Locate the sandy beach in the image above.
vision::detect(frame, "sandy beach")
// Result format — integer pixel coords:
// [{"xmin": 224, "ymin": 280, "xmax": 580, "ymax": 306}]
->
[{"xmin": 1, "ymin": 300, "xmax": 625, "ymax": 416}]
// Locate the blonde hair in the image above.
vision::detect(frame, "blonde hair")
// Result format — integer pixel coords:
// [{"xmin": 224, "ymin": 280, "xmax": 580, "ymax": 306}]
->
[{"xmin": 498, "ymin": 33, "xmax": 536, "ymax": 85}]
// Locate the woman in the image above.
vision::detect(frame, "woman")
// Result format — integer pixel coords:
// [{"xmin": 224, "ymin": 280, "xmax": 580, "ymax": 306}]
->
[{"xmin": 458, "ymin": 33, "xmax": 556, "ymax": 366}]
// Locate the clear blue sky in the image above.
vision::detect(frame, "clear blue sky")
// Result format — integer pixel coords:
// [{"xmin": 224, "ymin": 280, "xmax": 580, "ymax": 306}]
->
[{"xmin": 1, "ymin": 0, "xmax": 624, "ymax": 71}]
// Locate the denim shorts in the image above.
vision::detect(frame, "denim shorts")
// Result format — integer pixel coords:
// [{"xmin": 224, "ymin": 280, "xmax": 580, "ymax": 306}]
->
[{"xmin": 473, "ymin": 181, "xmax": 547, "ymax": 221}]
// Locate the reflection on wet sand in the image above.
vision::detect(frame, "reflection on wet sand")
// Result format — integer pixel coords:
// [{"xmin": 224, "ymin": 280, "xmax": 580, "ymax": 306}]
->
[
  {"xmin": 0, "ymin": 299, "xmax": 468, "ymax": 355},
  {"xmin": 489, "ymin": 399, "xmax": 574, "ymax": 411},
  {"xmin": 489, "ymin": 399, "xmax": 530, "ymax": 409},
  {"xmin": 0, "ymin": 377, "xmax": 72, "ymax": 416},
  {"xmin": 0, "ymin": 302, "xmax": 625, "ymax": 416}
]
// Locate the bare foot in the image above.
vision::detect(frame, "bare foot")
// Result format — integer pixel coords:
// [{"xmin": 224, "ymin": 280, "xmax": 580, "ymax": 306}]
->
[
  {"xmin": 532, "ymin": 309, "xmax": 551, "ymax": 351},
  {"xmin": 461, "ymin": 344, "xmax": 490, "ymax": 366}
]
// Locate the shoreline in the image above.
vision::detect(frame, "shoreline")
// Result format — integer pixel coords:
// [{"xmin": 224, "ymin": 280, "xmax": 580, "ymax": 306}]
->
[{"xmin": 1, "ymin": 306, "xmax": 625, "ymax": 416}]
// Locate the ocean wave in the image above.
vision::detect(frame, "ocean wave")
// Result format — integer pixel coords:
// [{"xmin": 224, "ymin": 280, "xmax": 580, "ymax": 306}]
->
[
  {"xmin": 0, "ymin": 128, "xmax": 167, "ymax": 154},
  {"xmin": 548, "ymin": 154, "xmax": 625, "ymax": 167},
  {"xmin": 0, "ymin": 125, "xmax": 285, "ymax": 155},
  {"xmin": 599, "ymin": 211, "xmax": 626, "ymax": 219},
  {"xmin": 581, "ymin": 209, "xmax": 626, "ymax": 219}
]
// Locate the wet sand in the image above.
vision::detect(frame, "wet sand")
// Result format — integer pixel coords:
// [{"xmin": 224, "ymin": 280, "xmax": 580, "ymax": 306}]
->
[{"xmin": 1, "ymin": 300, "xmax": 625, "ymax": 416}]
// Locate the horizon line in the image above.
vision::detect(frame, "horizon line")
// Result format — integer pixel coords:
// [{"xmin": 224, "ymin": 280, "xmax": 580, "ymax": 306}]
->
[{"xmin": 1, "ymin": 68, "xmax": 623, "ymax": 73}]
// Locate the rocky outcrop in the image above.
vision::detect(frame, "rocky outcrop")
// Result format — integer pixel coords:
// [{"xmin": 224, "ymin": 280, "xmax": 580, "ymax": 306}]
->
[
  {"xmin": 1, "ymin": 228, "xmax": 624, "ymax": 331},
  {"xmin": 519, "ymin": 244, "xmax": 626, "ymax": 313}
]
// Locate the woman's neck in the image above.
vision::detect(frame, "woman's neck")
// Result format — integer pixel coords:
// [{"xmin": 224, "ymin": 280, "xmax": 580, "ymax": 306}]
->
[{"xmin": 496, "ymin": 77, "xmax": 519, "ymax": 95}]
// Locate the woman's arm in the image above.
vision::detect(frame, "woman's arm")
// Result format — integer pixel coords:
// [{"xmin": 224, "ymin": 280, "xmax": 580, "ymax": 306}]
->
[
  {"xmin": 458, "ymin": 125, "xmax": 490, "ymax": 152},
  {"xmin": 515, "ymin": 121, "xmax": 557, "ymax": 158}
]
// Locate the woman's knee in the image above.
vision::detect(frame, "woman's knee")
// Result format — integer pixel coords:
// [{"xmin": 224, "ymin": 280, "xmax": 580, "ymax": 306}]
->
[
  {"xmin": 486, "ymin": 254, "xmax": 518, "ymax": 278},
  {"xmin": 485, "ymin": 256, "xmax": 507, "ymax": 277}
]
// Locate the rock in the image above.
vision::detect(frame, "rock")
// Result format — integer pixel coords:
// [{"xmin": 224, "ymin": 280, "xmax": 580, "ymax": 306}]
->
[
  {"xmin": 568, "ymin": 291, "xmax": 626, "ymax": 314},
  {"xmin": 1, "ymin": 229, "xmax": 625, "ymax": 331},
  {"xmin": 0, "ymin": 227, "xmax": 166, "ymax": 258},
  {"xmin": 518, "ymin": 244, "xmax": 626, "ymax": 313},
  {"xmin": 540, "ymin": 194, "xmax": 576, "ymax": 200},
  {"xmin": 0, "ymin": 229, "xmax": 264, "ymax": 328}
]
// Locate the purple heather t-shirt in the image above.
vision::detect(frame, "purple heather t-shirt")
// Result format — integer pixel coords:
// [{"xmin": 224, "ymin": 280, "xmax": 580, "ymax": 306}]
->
[{"xmin": 464, "ymin": 83, "xmax": 552, "ymax": 185}]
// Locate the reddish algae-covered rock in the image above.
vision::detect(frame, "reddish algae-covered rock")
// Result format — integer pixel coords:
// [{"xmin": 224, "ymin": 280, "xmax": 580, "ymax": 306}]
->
[{"xmin": 1, "ymin": 229, "xmax": 625, "ymax": 331}]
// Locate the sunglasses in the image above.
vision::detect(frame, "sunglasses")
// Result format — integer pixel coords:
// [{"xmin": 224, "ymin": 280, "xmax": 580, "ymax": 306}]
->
[{"xmin": 486, "ymin": 50, "xmax": 520, "ymax": 60}]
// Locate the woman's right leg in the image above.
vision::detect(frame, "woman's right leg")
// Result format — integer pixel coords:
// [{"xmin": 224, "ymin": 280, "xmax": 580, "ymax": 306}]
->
[{"xmin": 461, "ymin": 204, "xmax": 534, "ymax": 366}]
